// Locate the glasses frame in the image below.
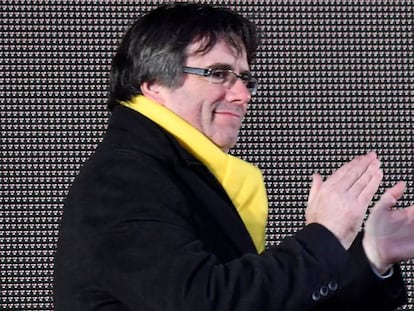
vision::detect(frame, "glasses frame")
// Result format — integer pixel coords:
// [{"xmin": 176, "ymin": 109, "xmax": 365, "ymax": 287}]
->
[{"xmin": 182, "ymin": 66, "xmax": 258, "ymax": 95}]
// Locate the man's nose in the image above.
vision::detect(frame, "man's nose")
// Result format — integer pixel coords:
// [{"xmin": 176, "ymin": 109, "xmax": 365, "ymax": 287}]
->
[{"xmin": 226, "ymin": 78, "xmax": 252, "ymax": 104}]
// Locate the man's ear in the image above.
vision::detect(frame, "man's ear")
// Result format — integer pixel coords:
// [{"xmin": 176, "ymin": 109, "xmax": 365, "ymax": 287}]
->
[{"xmin": 140, "ymin": 80, "xmax": 164, "ymax": 103}]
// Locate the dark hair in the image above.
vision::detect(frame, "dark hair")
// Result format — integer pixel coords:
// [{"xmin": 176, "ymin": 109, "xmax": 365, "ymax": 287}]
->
[{"xmin": 108, "ymin": 3, "xmax": 259, "ymax": 108}]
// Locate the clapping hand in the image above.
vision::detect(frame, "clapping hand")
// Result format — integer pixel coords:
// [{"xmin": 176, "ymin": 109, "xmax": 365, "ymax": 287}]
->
[
  {"xmin": 306, "ymin": 151, "xmax": 383, "ymax": 250},
  {"xmin": 363, "ymin": 181, "xmax": 414, "ymax": 273}
]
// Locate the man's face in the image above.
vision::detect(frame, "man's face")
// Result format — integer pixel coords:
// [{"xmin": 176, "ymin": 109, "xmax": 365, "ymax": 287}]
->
[{"xmin": 154, "ymin": 39, "xmax": 252, "ymax": 152}]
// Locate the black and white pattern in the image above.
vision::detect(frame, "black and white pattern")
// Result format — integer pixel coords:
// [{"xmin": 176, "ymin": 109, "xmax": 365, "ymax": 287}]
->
[{"xmin": 1, "ymin": 1, "xmax": 413, "ymax": 309}]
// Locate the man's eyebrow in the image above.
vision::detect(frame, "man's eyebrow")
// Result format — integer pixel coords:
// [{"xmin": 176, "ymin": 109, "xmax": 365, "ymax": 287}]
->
[{"xmin": 207, "ymin": 63, "xmax": 251, "ymax": 74}]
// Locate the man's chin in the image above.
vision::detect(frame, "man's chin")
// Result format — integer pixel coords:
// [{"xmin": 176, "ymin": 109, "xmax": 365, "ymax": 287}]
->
[{"xmin": 214, "ymin": 136, "xmax": 239, "ymax": 153}]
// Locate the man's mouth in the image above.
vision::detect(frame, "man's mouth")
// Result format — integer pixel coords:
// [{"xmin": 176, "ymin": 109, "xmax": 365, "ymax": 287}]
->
[{"xmin": 214, "ymin": 111, "xmax": 241, "ymax": 119}]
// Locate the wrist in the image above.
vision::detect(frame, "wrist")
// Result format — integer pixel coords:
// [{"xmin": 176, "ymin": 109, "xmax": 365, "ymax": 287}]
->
[{"xmin": 362, "ymin": 235, "xmax": 390, "ymax": 274}]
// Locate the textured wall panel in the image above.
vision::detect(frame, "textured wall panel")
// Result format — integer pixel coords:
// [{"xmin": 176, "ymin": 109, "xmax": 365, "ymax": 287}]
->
[{"xmin": 1, "ymin": 1, "xmax": 413, "ymax": 309}]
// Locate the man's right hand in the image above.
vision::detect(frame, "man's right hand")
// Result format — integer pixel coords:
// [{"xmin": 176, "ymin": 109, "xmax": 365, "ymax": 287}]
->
[{"xmin": 305, "ymin": 152, "xmax": 383, "ymax": 250}]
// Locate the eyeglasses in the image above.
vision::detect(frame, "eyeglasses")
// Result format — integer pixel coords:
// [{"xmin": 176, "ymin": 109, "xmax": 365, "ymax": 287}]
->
[{"xmin": 182, "ymin": 66, "xmax": 258, "ymax": 95}]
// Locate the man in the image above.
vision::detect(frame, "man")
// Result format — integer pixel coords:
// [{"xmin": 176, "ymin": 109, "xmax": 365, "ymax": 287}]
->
[{"xmin": 54, "ymin": 3, "xmax": 414, "ymax": 310}]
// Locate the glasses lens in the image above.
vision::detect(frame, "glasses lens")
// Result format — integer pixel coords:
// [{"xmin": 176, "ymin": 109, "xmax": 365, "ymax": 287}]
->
[
  {"xmin": 208, "ymin": 69, "xmax": 257, "ymax": 95},
  {"xmin": 246, "ymin": 78, "xmax": 257, "ymax": 95},
  {"xmin": 209, "ymin": 69, "xmax": 227, "ymax": 83}
]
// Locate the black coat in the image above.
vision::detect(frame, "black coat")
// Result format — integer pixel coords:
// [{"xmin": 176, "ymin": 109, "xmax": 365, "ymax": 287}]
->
[{"xmin": 54, "ymin": 105, "xmax": 407, "ymax": 310}]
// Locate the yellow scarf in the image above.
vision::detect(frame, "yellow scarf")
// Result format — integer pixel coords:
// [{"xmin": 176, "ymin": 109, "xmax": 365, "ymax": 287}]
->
[{"xmin": 122, "ymin": 95, "xmax": 268, "ymax": 253}]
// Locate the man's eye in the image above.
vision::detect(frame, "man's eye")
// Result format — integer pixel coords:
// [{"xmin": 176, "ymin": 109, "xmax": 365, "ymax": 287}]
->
[
  {"xmin": 240, "ymin": 74, "xmax": 251, "ymax": 83},
  {"xmin": 210, "ymin": 70, "xmax": 227, "ymax": 80}
]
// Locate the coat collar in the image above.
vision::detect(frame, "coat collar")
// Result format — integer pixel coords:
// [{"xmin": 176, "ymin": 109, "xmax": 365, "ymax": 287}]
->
[{"xmin": 107, "ymin": 105, "xmax": 201, "ymax": 167}]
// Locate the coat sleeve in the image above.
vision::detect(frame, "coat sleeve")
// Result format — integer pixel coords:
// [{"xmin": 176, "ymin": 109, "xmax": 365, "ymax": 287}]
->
[
  {"xmin": 95, "ymin": 217, "xmax": 406, "ymax": 311},
  {"xmin": 56, "ymin": 150, "xmax": 407, "ymax": 311}
]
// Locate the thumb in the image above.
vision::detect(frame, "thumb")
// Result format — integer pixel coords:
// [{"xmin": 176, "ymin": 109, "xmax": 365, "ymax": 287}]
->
[
  {"xmin": 308, "ymin": 173, "xmax": 323, "ymax": 203},
  {"xmin": 373, "ymin": 181, "xmax": 406, "ymax": 212}
]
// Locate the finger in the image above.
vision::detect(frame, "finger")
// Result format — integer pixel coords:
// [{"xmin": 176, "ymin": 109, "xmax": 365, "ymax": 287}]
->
[
  {"xmin": 328, "ymin": 152, "xmax": 377, "ymax": 190},
  {"xmin": 326, "ymin": 154, "xmax": 362, "ymax": 184},
  {"xmin": 356, "ymin": 168, "xmax": 383, "ymax": 206},
  {"xmin": 308, "ymin": 173, "xmax": 322, "ymax": 203},
  {"xmin": 373, "ymin": 181, "xmax": 406, "ymax": 212},
  {"xmin": 387, "ymin": 181, "xmax": 406, "ymax": 201},
  {"xmin": 349, "ymin": 158, "xmax": 381, "ymax": 196}
]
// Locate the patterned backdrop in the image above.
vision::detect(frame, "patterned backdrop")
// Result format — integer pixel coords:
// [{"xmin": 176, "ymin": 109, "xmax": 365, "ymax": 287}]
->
[{"xmin": 1, "ymin": 1, "xmax": 413, "ymax": 309}]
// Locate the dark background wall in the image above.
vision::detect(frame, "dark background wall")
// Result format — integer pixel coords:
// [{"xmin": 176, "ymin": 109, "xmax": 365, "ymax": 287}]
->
[{"xmin": 1, "ymin": 1, "xmax": 413, "ymax": 309}]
